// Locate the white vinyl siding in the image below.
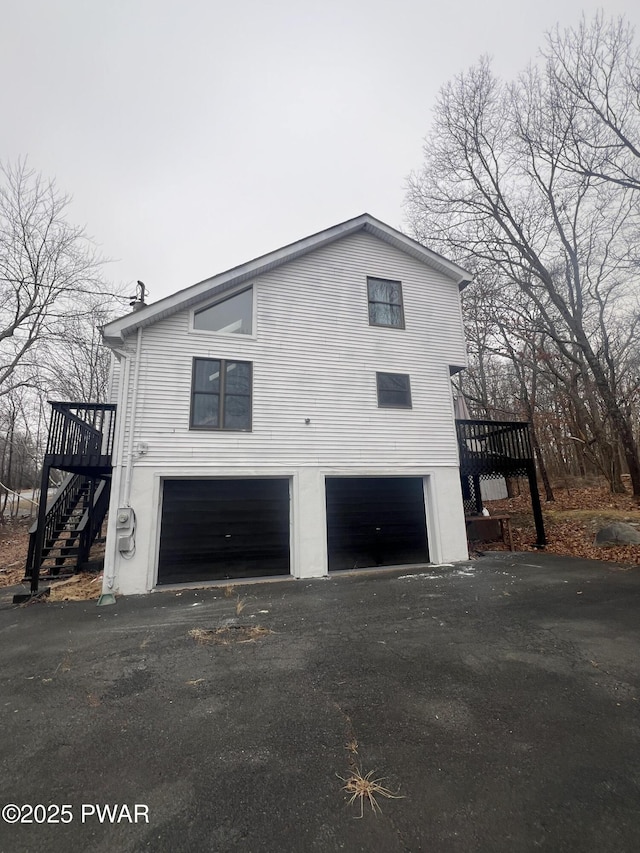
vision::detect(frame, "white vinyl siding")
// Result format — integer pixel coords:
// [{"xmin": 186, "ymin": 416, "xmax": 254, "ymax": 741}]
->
[{"xmin": 116, "ymin": 231, "xmax": 467, "ymax": 469}]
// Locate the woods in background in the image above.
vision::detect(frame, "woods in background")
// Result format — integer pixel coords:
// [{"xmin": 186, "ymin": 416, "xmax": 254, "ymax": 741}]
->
[
  {"xmin": 407, "ymin": 13, "xmax": 640, "ymax": 498},
  {"xmin": 0, "ymin": 161, "xmax": 126, "ymax": 520},
  {"xmin": 4, "ymin": 13, "xmax": 640, "ymax": 520}
]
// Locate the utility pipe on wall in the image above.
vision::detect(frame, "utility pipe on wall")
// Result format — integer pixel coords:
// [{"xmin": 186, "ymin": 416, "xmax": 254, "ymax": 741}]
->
[
  {"xmin": 122, "ymin": 326, "xmax": 143, "ymax": 509},
  {"xmin": 102, "ymin": 347, "xmax": 130, "ymax": 593}
]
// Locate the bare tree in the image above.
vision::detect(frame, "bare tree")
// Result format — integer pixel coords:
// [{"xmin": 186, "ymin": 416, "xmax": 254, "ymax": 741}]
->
[
  {"xmin": 542, "ymin": 13, "xmax": 640, "ymax": 191},
  {"xmin": 0, "ymin": 160, "xmax": 129, "ymax": 524},
  {"xmin": 406, "ymin": 32, "xmax": 640, "ymax": 497},
  {"xmin": 0, "ymin": 160, "xmax": 116, "ymax": 397},
  {"xmin": 45, "ymin": 301, "xmax": 115, "ymax": 403},
  {"xmin": 0, "ymin": 388, "xmax": 40, "ymax": 522}
]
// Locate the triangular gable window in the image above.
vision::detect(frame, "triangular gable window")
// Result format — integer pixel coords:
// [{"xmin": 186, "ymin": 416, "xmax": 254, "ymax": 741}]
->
[{"xmin": 194, "ymin": 287, "xmax": 253, "ymax": 334}]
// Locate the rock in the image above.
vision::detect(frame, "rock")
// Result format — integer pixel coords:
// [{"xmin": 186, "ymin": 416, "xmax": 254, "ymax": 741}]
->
[{"xmin": 594, "ymin": 522, "xmax": 640, "ymax": 546}]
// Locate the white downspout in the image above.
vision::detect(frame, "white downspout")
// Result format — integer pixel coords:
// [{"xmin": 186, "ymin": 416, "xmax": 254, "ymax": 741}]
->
[
  {"xmin": 107, "ymin": 351, "xmax": 115, "ymax": 404},
  {"xmin": 102, "ymin": 328, "xmax": 141, "ymax": 593},
  {"xmin": 123, "ymin": 327, "xmax": 143, "ymax": 508},
  {"xmin": 102, "ymin": 349, "xmax": 130, "ymax": 594}
]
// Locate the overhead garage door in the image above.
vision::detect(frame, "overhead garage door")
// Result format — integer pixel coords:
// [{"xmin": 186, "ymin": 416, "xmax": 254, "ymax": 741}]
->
[
  {"xmin": 326, "ymin": 476, "xmax": 429, "ymax": 571},
  {"xmin": 157, "ymin": 478, "xmax": 290, "ymax": 584}
]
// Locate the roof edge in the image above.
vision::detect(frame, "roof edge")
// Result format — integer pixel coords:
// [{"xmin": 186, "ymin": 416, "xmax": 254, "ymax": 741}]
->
[{"xmin": 102, "ymin": 214, "xmax": 473, "ymax": 342}]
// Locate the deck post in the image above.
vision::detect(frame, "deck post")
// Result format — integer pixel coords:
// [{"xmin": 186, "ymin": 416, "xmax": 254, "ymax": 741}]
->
[
  {"xmin": 527, "ymin": 461, "xmax": 546, "ymax": 548},
  {"xmin": 472, "ymin": 475, "xmax": 483, "ymax": 513}
]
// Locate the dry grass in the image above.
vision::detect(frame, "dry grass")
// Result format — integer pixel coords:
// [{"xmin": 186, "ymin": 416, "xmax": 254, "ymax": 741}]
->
[
  {"xmin": 0, "ymin": 563, "xmax": 26, "ymax": 587},
  {"xmin": 235, "ymin": 596, "xmax": 247, "ymax": 615},
  {"xmin": 222, "ymin": 584, "xmax": 236, "ymax": 597},
  {"xmin": 0, "ymin": 519, "xmax": 31, "ymax": 587},
  {"xmin": 338, "ymin": 768, "xmax": 403, "ymax": 818},
  {"xmin": 0, "ymin": 519, "xmax": 108, "ymax": 597},
  {"xmin": 48, "ymin": 573, "xmax": 103, "ymax": 601},
  {"xmin": 188, "ymin": 625, "xmax": 272, "ymax": 646}
]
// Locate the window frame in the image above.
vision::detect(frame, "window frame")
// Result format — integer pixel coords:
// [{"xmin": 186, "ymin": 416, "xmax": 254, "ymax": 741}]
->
[
  {"xmin": 189, "ymin": 357, "xmax": 253, "ymax": 431},
  {"xmin": 367, "ymin": 277, "xmax": 405, "ymax": 330},
  {"xmin": 190, "ymin": 285, "xmax": 256, "ymax": 338},
  {"xmin": 376, "ymin": 372, "xmax": 413, "ymax": 409}
]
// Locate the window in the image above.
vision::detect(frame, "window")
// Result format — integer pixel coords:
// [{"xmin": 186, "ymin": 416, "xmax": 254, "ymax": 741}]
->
[
  {"xmin": 376, "ymin": 372, "xmax": 412, "ymax": 408},
  {"xmin": 190, "ymin": 358, "xmax": 252, "ymax": 430},
  {"xmin": 367, "ymin": 277, "xmax": 404, "ymax": 328},
  {"xmin": 193, "ymin": 288, "xmax": 253, "ymax": 335}
]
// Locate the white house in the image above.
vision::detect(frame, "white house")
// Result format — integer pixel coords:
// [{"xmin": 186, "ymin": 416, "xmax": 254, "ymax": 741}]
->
[{"xmin": 99, "ymin": 214, "xmax": 472, "ymax": 596}]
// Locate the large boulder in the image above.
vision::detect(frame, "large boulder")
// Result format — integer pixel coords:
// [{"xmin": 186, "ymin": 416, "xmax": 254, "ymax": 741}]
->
[{"xmin": 594, "ymin": 522, "xmax": 640, "ymax": 546}]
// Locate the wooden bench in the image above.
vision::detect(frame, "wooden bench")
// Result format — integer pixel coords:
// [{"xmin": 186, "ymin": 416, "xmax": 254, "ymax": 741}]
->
[{"xmin": 465, "ymin": 514, "xmax": 514, "ymax": 550}]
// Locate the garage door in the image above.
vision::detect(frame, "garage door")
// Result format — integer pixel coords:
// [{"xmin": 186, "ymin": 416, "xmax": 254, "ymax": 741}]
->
[
  {"xmin": 157, "ymin": 478, "xmax": 290, "ymax": 584},
  {"xmin": 326, "ymin": 477, "xmax": 429, "ymax": 571}
]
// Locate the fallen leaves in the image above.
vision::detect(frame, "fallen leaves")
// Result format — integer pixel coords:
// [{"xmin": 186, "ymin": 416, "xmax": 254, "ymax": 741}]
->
[
  {"xmin": 0, "ymin": 520, "xmax": 30, "ymax": 587},
  {"xmin": 483, "ymin": 481, "xmax": 640, "ymax": 565}
]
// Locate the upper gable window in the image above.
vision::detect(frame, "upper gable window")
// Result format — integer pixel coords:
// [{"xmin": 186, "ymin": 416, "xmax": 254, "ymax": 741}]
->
[
  {"xmin": 193, "ymin": 287, "xmax": 253, "ymax": 335},
  {"xmin": 367, "ymin": 277, "xmax": 404, "ymax": 328}
]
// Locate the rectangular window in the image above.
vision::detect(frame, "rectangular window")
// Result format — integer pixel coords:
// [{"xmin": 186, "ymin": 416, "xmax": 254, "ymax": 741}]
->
[
  {"xmin": 367, "ymin": 277, "xmax": 404, "ymax": 328},
  {"xmin": 193, "ymin": 287, "xmax": 253, "ymax": 335},
  {"xmin": 376, "ymin": 372, "xmax": 412, "ymax": 408},
  {"xmin": 190, "ymin": 358, "xmax": 252, "ymax": 430}
]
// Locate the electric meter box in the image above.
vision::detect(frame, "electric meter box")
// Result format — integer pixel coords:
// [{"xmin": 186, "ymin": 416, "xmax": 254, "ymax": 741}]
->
[{"xmin": 116, "ymin": 508, "xmax": 134, "ymax": 529}]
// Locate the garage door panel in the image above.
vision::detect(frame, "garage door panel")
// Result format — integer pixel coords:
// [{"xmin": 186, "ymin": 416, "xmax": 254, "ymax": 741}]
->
[
  {"xmin": 326, "ymin": 477, "xmax": 429, "ymax": 571},
  {"xmin": 158, "ymin": 478, "xmax": 290, "ymax": 584}
]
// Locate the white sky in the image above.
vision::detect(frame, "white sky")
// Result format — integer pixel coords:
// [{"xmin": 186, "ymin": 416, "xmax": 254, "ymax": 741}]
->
[{"xmin": 2, "ymin": 0, "xmax": 639, "ymax": 303}]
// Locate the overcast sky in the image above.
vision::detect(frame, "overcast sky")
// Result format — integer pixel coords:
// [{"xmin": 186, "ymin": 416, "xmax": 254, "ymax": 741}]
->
[{"xmin": 2, "ymin": 0, "xmax": 639, "ymax": 303}]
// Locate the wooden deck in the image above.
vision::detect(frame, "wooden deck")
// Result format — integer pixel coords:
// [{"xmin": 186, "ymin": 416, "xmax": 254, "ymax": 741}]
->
[{"xmin": 456, "ymin": 419, "xmax": 546, "ymax": 548}]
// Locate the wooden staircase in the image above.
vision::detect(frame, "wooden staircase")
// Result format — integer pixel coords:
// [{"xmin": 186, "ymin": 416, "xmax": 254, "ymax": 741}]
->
[
  {"xmin": 22, "ymin": 402, "xmax": 116, "ymax": 598},
  {"xmin": 26, "ymin": 474, "xmax": 111, "ymax": 581}
]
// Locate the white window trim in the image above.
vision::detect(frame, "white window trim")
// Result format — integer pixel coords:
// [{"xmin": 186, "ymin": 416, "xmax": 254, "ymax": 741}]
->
[
  {"xmin": 189, "ymin": 283, "xmax": 257, "ymax": 340},
  {"xmin": 375, "ymin": 370, "xmax": 413, "ymax": 409},
  {"xmin": 366, "ymin": 275, "xmax": 406, "ymax": 330}
]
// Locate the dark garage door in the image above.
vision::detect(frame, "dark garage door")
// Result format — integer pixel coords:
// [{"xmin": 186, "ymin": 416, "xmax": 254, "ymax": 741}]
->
[
  {"xmin": 326, "ymin": 477, "xmax": 429, "ymax": 571},
  {"xmin": 157, "ymin": 478, "xmax": 290, "ymax": 584}
]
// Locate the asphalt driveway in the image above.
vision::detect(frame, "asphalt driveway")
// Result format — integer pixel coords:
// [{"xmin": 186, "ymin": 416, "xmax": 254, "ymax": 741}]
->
[{"xmin": 0, "ymin": 553, "xmax": 639, "ymax": 853}]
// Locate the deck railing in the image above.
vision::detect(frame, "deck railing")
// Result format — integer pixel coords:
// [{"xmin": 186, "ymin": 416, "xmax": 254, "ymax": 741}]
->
[
  {"xmin": 456, "ymin": 419, "xmax": 533, "ymax": 477},
  {"xmin": 26, "ymin": 473, "xmax": 90, "ymax": 572},
  {"xmin": 45, "ymin": 402, "xmax": 117, "ymax": 466}
]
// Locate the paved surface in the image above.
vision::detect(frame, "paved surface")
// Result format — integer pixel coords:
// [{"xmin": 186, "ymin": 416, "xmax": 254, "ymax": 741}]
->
[{"xmin": 0, "ymin": 553, "xmax": 639, "ymax": 853}]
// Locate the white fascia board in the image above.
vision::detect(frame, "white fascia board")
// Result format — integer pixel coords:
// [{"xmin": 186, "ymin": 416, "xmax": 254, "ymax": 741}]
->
[{"xmin": 101, "ymin": 213, "xmax": 473, "ymax": 343}]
